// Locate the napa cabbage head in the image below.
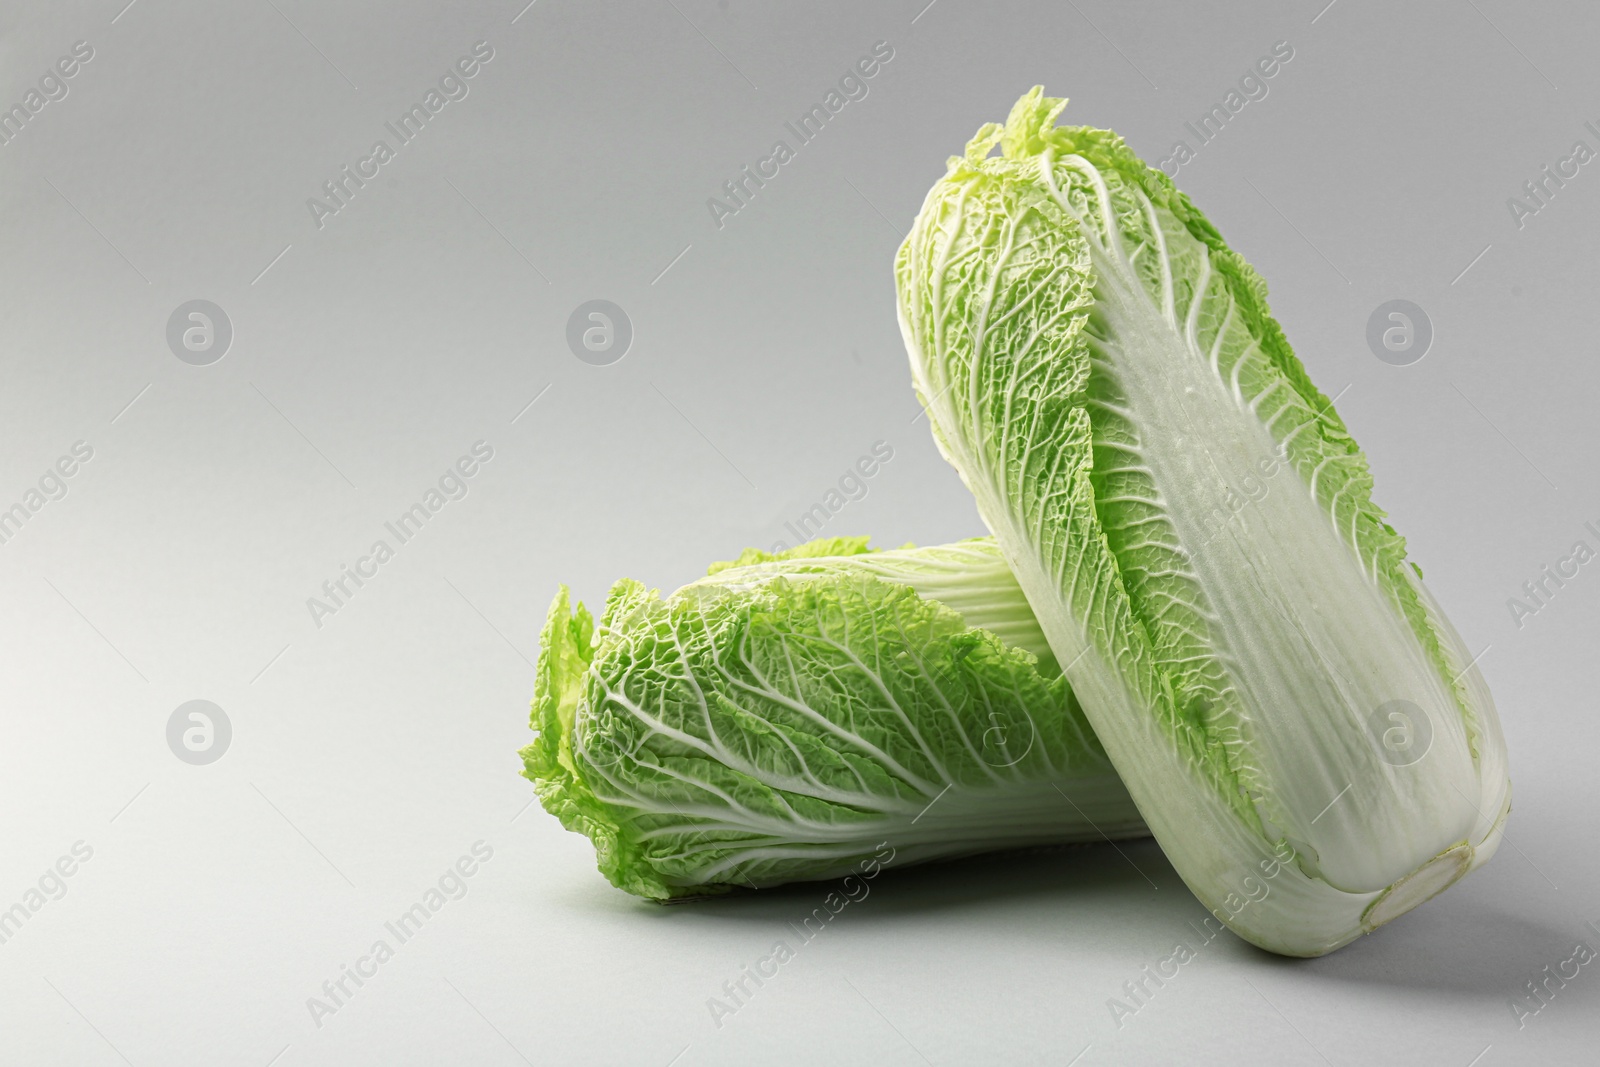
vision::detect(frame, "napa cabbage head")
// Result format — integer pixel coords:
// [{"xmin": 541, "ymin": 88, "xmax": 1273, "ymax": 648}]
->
[
  {"xmin": 895, "ymin": 88, "xmax": 1510, "ymax": 956},
  {"xmin": 522, "ymin": 536, "xmax": 1146, "ymax": 900}
]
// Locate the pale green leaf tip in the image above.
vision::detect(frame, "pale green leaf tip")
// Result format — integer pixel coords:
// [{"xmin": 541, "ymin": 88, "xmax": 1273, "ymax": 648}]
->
[
  {"xmin": 951, "ymin": 87, "xmax": 1074, "ymax": 175},
  {"xmin": 520, "ymin": 583, "xmax": 682, "ymax": 901},
  {"xmin": 706, "ymin": 535, "xmax": 879, "ymax": 575},
  {"xmin": 999, "ymin": 86, "xmax": 1068, "ymax": 159}
]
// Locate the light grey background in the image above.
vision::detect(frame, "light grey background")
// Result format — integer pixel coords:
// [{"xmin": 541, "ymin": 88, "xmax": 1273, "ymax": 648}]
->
[{"xmin": 2, "ymin": 1, "xmax": 1596, "ymax": 1064}]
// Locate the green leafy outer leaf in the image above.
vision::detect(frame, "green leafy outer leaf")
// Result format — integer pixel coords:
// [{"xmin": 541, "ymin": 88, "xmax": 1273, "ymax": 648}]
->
[
  {"xmin": 522, "ymin": 537, "xmax": 1144, "ymax": 900},
  {"xmin": 896, "ymin": 88, "xmax": 1511, "ymax": 955}
]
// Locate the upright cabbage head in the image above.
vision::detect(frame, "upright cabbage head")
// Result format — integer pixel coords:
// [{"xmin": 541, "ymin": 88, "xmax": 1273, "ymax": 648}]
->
[{"xmin": 895, "ymin": 88, "xmax": 1510, "ymax": 956}]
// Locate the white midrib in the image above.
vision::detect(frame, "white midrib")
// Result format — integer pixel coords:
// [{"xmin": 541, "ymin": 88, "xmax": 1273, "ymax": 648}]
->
[
  {"xmin": 1022, "ymin": 156, "xmax": 1480, "ymax": 893},
  {"xmin": 903, "ymin": 259, "xmax": 1369, "ymax": 953},
  {"xmin": 669, "ymin": 771, "xmax": 1148, "ymax": 886}
]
